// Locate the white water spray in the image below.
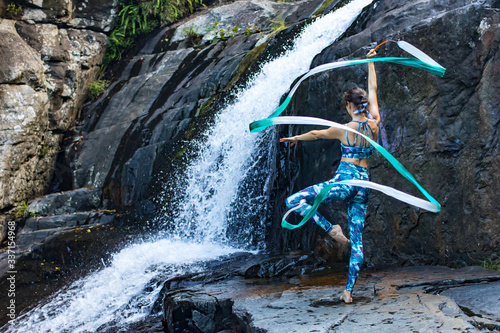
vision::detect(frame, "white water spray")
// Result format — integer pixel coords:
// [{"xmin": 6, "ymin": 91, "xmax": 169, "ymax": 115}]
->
[{"xmin": 5, "ymin": 0, "xmax": 373, "ymax": 331}]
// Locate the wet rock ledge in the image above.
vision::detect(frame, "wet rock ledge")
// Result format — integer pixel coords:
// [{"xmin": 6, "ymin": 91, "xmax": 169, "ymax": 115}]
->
[{"xmin": 161, "ymin": 262, "xmax": 500, "ymax": 333}]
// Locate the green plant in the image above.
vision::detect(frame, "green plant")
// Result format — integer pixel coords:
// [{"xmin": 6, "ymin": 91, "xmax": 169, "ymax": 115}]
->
[
  {"xmin": 88, "ymin": 80, "xmax": 110, "ymax": 99},
  {"xmin": 244, "ymin": 24, "xmax": 260, "ymax": 35},
  {"xmin": 40, "ymin": 143, "xmax": 52, "ymax": 157},
  {"xmin": 105, "ymin": 0, "xmax": 203, "ymax": 64},
  {"xmin": 14, "ymin": 201, "xmax": 28, "ymax": 219},
  {"xmin": 6, "ymin": 3, "xmax": 22, "ymax": 17},
  {"xmin": 182, "ymin": 25, "xmax": 202, "ymax": 47},
  {"xmin": 481, "ymin": 257, "xmax": 500, "ymax": 271},
  {"xmin": 206, "ymin": 22, "xmax": 242, "ymax": 42}
]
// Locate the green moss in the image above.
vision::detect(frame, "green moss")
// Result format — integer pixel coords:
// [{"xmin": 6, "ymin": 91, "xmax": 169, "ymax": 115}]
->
[
  {"xmin": 40, "ymin": 143, "xmax": 52, "ymax": 157},
  {"xmin": 269, "ymin": 15, "xmax": 287, "ymax": 33},
  {"xmin": 224, "ymin": 41, "xmax": 268, "ymax": 92},
  {"xmin": 182, "ymin": 26, "xmax": 202, "ymax": 47},
  {"xmin": 173, "ymin": 145, "xmax": 188, "ymax": 159},
  {"xmin": 87, "ymin": 80, "xmax": 110, "ymax": 99}
]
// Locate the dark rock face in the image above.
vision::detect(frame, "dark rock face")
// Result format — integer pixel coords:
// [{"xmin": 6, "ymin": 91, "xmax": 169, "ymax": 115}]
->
[{"xmin": 270, "ymin": 0, "xmax": 500, "ymax": 267}]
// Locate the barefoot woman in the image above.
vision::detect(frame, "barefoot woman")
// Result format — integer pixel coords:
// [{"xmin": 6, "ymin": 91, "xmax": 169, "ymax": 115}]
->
[{"xmin": 280, "ymin": 49, "xmax": 379, "ymax": 303}]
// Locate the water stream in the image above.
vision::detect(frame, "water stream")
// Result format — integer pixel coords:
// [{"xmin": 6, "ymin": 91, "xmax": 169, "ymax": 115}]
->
[{"xmin": 4, "ymin": 0, "xmax": 372, "ymax": 331}]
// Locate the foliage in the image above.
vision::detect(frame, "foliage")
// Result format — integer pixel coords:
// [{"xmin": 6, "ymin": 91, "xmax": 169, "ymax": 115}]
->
[
  {"xmin": 14, "ymin": 201, "xmax": 30, "ymax": 219},
  {"xmin": 182, "ymin": 25, "xmax": 202, "ymax": 47},
  {"xmin": 40, "ymin": 143, "xmax": 52, "ymax": 157},
  {"xmin": 5, "ymin": 3, "xmax": 22, "ymax": 18},
  {"xmin": 205, "ymin": 22, "xmax": 260, "ymax": 43},
  {"xmin": 481, "ymin": 256, "xmax": 500, "ymax": 271},
  {"xmin": 205, "ymin": 21, "xmax": 240, "ymax": 42},
  {"xmin": 105, "ymin": 0, "xmax": 203, "ymax": 64},
  {"xmin": 244, "ymin": 24, "xmax": 260, "ymax": 35},
  {"xmin": 88, "ymin": 80, "xmax": 110, "ymax": 99}
]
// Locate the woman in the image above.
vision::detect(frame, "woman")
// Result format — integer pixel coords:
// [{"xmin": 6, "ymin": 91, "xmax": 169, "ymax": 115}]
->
[{"xmin": 280, "ymin": 49, "xmax": 379, "ymax": 303}]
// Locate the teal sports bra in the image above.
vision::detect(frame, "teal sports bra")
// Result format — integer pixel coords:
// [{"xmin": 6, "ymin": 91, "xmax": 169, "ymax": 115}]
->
[{"xmin": 341, "ymin": 120, "xmax": 376, "ymax": 159}]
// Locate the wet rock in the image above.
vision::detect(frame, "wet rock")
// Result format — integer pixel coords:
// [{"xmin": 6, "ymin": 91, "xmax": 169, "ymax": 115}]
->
[
  {"xmin": 272, "ymin": 0, "xmax": 500, "ymax": 266},
  {"xmin": 25, "ymin": 188, "xmax": 102, "ymax": 216},
  {"xmin": 163, "ymin": 292, "xmax": 246, "ymax": 333},
  {"xmin": 440, "ymin": 281, "xmax": 500, "ymax": 326},
  {"xmin": 171, "ymin": 0, "xmax": 323, "ymax": 45},
  {"xmin": 13, "ymin": 210, "xmax": 116, "ymax": 257},
  {"xmin": 23, "ymin": 213, "xmax": 91, "ymax": 231},
  {"xmin": 162, "ymin": 265, "xmax": 500, "ymax": 333},
  {"xmin": 244, "ymin": 252, "xmax": 324, "ymax": 278}
]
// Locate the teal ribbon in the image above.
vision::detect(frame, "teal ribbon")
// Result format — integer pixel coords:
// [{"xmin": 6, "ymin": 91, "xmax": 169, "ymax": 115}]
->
[{"xmin": 253, "ymin": 57, "xmax": 445, "ymax": 130}]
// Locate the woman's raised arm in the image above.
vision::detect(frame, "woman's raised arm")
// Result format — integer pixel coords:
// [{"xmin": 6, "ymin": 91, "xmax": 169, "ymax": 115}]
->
[{"xmin": 366, "ymin": 49, "xmax": 380, "ymax": 124}]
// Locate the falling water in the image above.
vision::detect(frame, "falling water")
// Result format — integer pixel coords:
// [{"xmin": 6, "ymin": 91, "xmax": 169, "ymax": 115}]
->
[{"xmin": 4, "ymin": 0, "xmax": 373, "ymax": 331}]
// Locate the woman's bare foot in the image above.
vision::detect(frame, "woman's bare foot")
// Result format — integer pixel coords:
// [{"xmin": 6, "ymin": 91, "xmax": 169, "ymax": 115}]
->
[
  {"xmin": 328, "ymin": 225, "xmax": 350, "ymax": 245},
  {"xmin": 340, "ymin": 290, "xmax": 353, "ymax": 304}
]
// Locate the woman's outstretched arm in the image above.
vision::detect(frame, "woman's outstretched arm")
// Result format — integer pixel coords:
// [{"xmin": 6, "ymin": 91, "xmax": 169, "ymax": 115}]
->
[
  {"xmin": 366, "ymin": 49, "xmax": 380, "ymax": 124},
  {"xmin": 280, "ymin": 126, "xmax": 344, "ymax": 147}
]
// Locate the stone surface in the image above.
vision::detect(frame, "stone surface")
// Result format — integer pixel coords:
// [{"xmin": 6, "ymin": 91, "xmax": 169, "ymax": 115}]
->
[
  {"xmin": 20, "ymin": 0, "xmax": 117, "ymax": 32},
  {"xmin": 270, "ymin": 0, "xmax": 500, "ymax": 267},
  {"xmin": 171, "ymin": 0, "xmax": 324, "ymax": 44},
  {"xmin": 25, "ymin": 188, "xmax": 102, "ymax": 216},
  {"xmin": 441, "ymin": 281, "xmax": 500, "ymax": 324},
  {"xmin": 162, "ymin": 265, "xmax": 500, "ymax": 333},
  {"xmin": 0, "ymin": 17, "xmax": 107, "ymax": 229},
  {"xmin": 0, "ymin": 20, "xmax": 45, "ymax": 85}
]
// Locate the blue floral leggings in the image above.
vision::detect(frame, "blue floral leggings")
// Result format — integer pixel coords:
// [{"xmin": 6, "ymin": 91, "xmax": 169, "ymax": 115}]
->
[{"xmin": 286, "ymin": 162, "xmax": 369, "ymax": 291}]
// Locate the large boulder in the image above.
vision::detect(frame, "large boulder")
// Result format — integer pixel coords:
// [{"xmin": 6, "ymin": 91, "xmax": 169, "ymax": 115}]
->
[
  {"xmin": 0, "ymin": 20, "xmax": 45, "ymax": 85},
  {"xmin": 271, "ymin": 0, "xmax": 500, "ymax": 267}
]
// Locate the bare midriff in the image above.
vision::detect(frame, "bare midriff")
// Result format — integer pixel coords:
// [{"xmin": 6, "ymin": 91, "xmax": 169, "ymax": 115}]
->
[{"xmin": 341, "ymin": 157, "xmax": 370, "ymax": 168}]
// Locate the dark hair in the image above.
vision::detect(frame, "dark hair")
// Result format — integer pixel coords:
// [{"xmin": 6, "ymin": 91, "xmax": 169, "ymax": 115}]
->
[{"xmin": 342, "ymin": 87, "xmax": 368, "ymax": 111}]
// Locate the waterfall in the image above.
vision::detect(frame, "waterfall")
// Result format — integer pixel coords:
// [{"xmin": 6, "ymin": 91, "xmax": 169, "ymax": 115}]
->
[{"xmin": 4, "ymin": 0, "xmax": 373, "ymax": 331}]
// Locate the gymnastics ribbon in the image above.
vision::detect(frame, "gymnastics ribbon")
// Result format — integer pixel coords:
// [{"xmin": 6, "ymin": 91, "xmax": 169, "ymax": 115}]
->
[
  {"xmin": 249, "ymin": 41, "xmax": 445, "ymax": 229},
  {"xmin": 251, "ymin": 41, "xmax": 445, "ymax": 128}
]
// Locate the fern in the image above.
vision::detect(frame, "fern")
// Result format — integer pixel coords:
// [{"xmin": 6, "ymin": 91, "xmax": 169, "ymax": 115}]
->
[{"xmin": 105, "ymin": 0, "xmax": 205, "ymax": 64}]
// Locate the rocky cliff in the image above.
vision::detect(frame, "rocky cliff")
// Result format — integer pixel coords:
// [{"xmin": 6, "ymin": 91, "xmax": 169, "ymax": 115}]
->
[
  {"xmin": 0, "ymin": 0, "xmax": 115, "ymax": 241},
  {"xmin": 270, "ymin": 0, "xmax": 500, "ymax": 267}
]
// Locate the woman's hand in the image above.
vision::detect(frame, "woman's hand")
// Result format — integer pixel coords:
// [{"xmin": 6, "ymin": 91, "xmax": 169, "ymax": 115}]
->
[
  {"xmin": 280, "ymin": 136, "xmax": 299, "ymax": 147},
  {"xmin": 366, "ymin": 49, "xmax": 377, "ymax": 59}
]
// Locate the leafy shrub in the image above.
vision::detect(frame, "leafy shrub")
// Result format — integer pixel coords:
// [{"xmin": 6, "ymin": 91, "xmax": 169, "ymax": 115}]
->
[
  {"xmin": 5, "ymin": 3, "xmax": 22, "ymax": 18},
  {"xmin": 88, "ymin": 80, "xmax": 110, "ymax": 99},
  {"xmin": 105, "ymin": 0, "xmax": 203, "ymax": 64},
  {"xmin": 182, "ymin": 26, "xmax": 202, "ymax": 47}
]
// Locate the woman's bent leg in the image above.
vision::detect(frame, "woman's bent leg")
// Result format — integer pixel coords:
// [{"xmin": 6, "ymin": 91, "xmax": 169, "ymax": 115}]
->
[{"xmin": 285, "ymin": 181, "xmax": 350, "ymax": 233}]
